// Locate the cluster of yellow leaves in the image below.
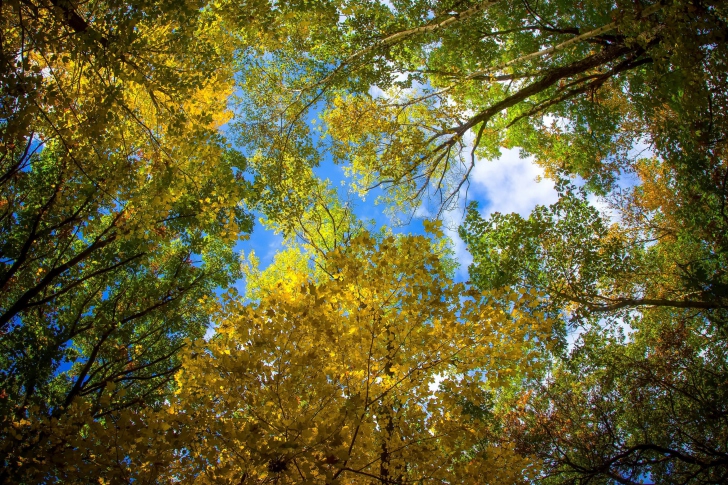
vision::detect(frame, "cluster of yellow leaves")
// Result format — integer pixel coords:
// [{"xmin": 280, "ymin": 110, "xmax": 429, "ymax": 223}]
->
[
  {"xmin": 4, "ymin": 0, "xmax": 248, "ymax": 244},
  {"xmin": 241, "ymin": 246, "xmax": 312, "ymax": 300},
  {"xmin": 0, "ymin": 391, "xmax": 175, "ymax": 484},
  {"xmin": 0, "ymin": 3, "xmax": 251, "ymax": 481},
  {"xmin": 160, "ymin": 232, "xmax": 554, "ymax": 484},
  {"xmin": 324, "ymin": 94, "xmax": 468, "ymax": 213},
  {"xmin": 633, "ymin": 157, "xmax": 679, "ymax": 224}
]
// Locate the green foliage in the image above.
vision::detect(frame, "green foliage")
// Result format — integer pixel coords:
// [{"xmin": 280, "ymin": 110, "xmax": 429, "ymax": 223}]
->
[
  {"xmin": 511, "ymin": 308, "xmax": 728, "ymax": 484},
  {"xmin": 460, "ymin": 181, "xmax": 638, "ymax": 323},
  {"xmin": 458, "ymin": 7, "xmax": 728, "ymax": 473},
  {"xmin": 224, "ymin": 0, "xmax": 728, "ymax": 214}
]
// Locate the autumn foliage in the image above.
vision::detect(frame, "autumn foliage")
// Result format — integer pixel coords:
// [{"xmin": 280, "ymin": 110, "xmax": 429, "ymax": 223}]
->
[{"xmin": 2, "ymin": 0, "xmax": 728, "ymax": 483}]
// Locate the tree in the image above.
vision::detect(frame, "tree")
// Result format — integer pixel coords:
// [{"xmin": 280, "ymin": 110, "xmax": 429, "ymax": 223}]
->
[
  {"xmin": 165, "ymin": 230, "xmax": 555, "ymax": 484},
  {"xmin": 507, "ymin": 308, "xmax": 728, "ymax": 484},
  {"xmin": 460, "ymin": 180, "xmax": 728, "ymax": 327},
  {"xmin": 4, "ymin": 0, "xmax": 727, "ymax": 482},
  {"xmin": 226, "ymin": 0, "xmax": 727, "ymax": 214},
  {"xmin": 452, "ymin": 1, "xmax": 728, "ymax": 475},
  {"xmin": 459, "ymin": 83, "xmax": 728, "ymax": 485},
  {"xmin": 458, "ymin": 182, "xmax": 635, "ymax": 325},
  {"xmin": 1, "ymin": 1, "xmax": 254, "ymax": 480}
]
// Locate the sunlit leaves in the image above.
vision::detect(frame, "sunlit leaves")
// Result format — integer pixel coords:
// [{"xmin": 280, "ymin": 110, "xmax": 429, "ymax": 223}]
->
[
  {"xmin": 0, "ymin": 1, "xmax": 253, "ymax": 480},
  {"xmin": 167, "ymin": 231, "xmax": 554, "ymax": 484}
]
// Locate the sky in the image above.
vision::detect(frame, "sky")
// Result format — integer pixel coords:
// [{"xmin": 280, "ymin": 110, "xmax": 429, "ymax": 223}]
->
[
  {"xmin": 212, "ymin": 0, "xmax": 649, "ymax": 345},
  {"xmin": 226, "ymin": 0, "xmax": 645, "ymax": 292}
]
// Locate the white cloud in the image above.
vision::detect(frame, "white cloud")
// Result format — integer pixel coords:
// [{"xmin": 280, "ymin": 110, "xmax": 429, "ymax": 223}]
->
[
  {"xmin": 413, "ymin": 202, "xmax": 432, "ymax": 219},
  {"xmin": 469, "ymin": 148, "xmax": 558, "ymax": 218},
  {"xmin": 380, "ymin": 0, "xmax": 395, "ymax": 11},
  {"xmin": 204, "ymin": 324, "xmax": 217, "ymax": 340},
  {"xmin": 368, "ymin": 84, "xmax": 386, "ymax": 99},
  {"xmin": 437, "ymin": 149, "xmax": 558, "ymax": 281}
]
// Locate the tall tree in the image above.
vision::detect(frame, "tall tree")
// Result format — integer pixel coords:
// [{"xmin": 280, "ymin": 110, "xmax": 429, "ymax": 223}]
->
[
  {"xmin": 1, "ymin": 0, "xmax": 254, "ymax": 480},
  {"xmin": 459, "ymin": 93, "xmax": 728, "ymax": 484},
  {"xmin": 164, "ymin": 230, "xmax": 554, "ymax": 484},
  {"xmin": 461, "ymin": 183, "xmax": 728, "ymax": 482},
  {"xmin": 508, "ymin": 311, "xmax": 728, "ymax": 484}
]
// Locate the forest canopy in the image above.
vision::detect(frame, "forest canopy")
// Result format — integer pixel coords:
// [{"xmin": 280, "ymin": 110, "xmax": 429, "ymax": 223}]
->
[{"xmin": 1, "ymin": 0, "xmax": 727, "ymax": 483}]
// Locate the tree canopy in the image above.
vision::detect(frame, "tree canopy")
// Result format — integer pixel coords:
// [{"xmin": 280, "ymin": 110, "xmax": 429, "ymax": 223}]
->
[
  {"xmin": 2, "ymin": 0, "xmax": 727, "ymax": 483},
  {"xmin": 1, "ymin": 0, "xmax": 253, "ymax": 480},
  {"xmin": 229, "ymin": 0, "xmax": 727, "ymax": 212},
  {"xmin": 167, "ymin": 231, "xmax": 553, "ymax": 484}
]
